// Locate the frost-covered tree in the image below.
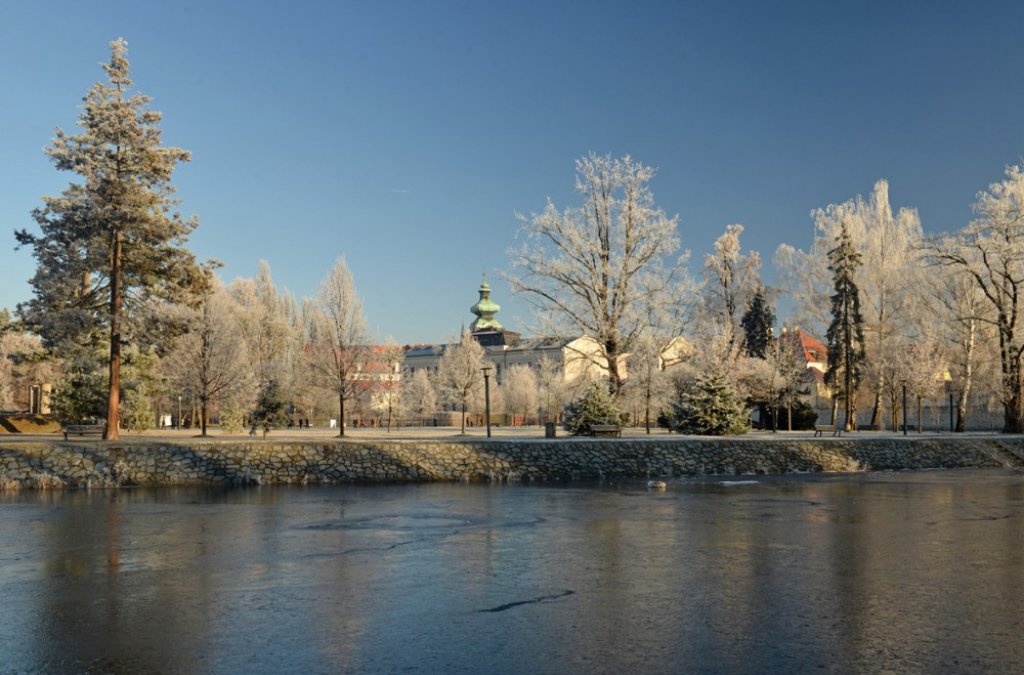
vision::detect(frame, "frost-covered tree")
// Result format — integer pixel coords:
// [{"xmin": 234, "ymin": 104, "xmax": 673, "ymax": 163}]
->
[
  {"xmin": 929, "ymin": 163, "xmax": 1024, "ymax": 432},
  {"xmin": 825, "ymin": 222, "xmax": 866, "ymax": 431},
  {"xmin": 771, "ymin": 326, "xmax": 815, "ymax": 431},
  {"xmin": 502, "ymin": 364, "xmax": 538, "ymax": 425},
  {"xmin": 621, "ymin": 324, "xmax": 676, "ymax": 434},
  {"xmin": 167, "ymin": 271, "xmax": 253, "ymax": 436},
  {"xmin": 436, "ymin": 329, "xmax": 486, "ymax": 434},
  {"xmin": 305, "ymin": 257, "xmax": 369, "ymax": 437},
  {"xmin": 703, "ymin": 224, "xmax": 762, "ymax": 354},
  {"xmin": 924, "ymin": 262, "xmax": 992, "ymax": 431},
  {"xmin": 508, "ymin": 153, "xmax": 684, "ymax": 396},
  {"xmin": 776, "ymin": 181, "xmax": 923, "ymax": 426},
  {"xmin": 402, "ymin": 368, "xmax": 437, "ymax": 424},
  {"xmin": 231, "ymin": 262, "xmax": 299, "ymax": 400},
  {"xmin": 535, "ymin": 356, "xmax": 568, "ymax": 425},
  {"xmin": 15, "ymin": 39, "xmax": 203, "ymax": 439},
  {"xmin": 376, "ymin": 339, "xmax": 405, "ymax": 431},
  {"xmin": 0, "ymin": 330, "xmax": 56, "ymax": 412}
]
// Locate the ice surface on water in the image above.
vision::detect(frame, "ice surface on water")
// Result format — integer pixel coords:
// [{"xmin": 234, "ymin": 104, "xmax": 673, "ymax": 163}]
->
[{"xmin": 1, "ymin": 472, "xmax": 1023, "ymax": 674}]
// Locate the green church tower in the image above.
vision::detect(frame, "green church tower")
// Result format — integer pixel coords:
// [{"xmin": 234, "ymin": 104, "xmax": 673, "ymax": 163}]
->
[
  {"xmin": 469, "ymin": 277, "xmax": 519, "ymax": 347},
  {"xmin": 470, "ymin": 278, "xmax": 503, "ymax": 332}
]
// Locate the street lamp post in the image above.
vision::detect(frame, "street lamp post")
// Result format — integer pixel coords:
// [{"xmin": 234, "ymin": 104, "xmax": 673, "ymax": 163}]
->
[{"xmin": 481, "ymin": 366, "xmax": 492, "ymax": 438}]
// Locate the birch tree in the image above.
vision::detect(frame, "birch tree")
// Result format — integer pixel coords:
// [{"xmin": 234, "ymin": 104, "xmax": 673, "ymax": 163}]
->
[
  {"xmin": 929, "ymin": 163, "xmax": 1024, "ymax": 432},
  {"xmin": 508, "ymin": 153, "xmax": 683, "ymax": 396},
  {"xmin": 925, "ymin": 262, "xmax": 991, "ymax": 431},
  {"xmin": 305, "ymin": 257, "xmax": 369, "ymax": 437},
  {"xmin": 15, "ymin": 39, "xmax": 203, "ymax": 439}
]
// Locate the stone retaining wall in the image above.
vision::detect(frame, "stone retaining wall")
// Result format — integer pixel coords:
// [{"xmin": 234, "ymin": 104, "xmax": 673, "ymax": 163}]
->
[{"xmin": 2, "ymin": 437, "xmax": 1023, "ymax": 489}]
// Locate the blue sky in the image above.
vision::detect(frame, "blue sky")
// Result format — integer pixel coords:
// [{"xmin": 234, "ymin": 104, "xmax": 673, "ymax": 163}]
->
[{"xmin": 2, "ymin": 0, "xmax": 1022, "ymax": 343}]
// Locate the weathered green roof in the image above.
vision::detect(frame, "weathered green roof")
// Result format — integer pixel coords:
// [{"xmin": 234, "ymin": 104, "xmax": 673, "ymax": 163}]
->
[{"xmin": 470, "ymin": 278, "xmax": 503, "ymax": 331}]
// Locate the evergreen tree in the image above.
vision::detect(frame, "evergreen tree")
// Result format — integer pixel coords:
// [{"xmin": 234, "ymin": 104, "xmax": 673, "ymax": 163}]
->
[
  {"xmin": 825, "ymin": 221, "xmax": 866, "ymax": 431},
  {"xmin": 252, "ymin": 379, "xmax": 289, "ymax": 435},
  {"xmin": 740, "ymin": 288, "xmax": 775, "ymax": 358},
  {"xmin": 563, "ymin": 381, "xmax": 626, "ymax": 435},
  {"xmin": 669, "ymin": 373, "xmax": 749, "ymax": 436},
  {"xmin": 51, "ymin": 350, "xmax": 107, "ymax": 424},
  {"xmin": 15, "ymin": 39, "xmax": 203, "ymax": 440}
]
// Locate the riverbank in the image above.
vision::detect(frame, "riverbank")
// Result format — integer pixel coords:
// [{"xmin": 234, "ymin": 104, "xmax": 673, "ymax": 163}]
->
[{"xmin": 3, "ymin": 433, "xmax": 1024, "ymax": 489}]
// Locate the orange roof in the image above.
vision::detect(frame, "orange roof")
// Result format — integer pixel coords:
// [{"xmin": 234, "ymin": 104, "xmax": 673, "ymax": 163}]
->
[{"xmin": 796, "ymin": 329, "xmax": 827, "ymax": 364}]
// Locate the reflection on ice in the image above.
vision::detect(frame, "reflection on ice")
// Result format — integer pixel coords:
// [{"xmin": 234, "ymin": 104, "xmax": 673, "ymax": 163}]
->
[{"xmin": 1, "ymin": 471, "xmax": 1023, "ymax": 673}]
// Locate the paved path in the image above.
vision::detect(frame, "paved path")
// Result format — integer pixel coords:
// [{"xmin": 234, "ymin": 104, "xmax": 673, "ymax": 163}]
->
[{"xmin": 0, "ymin": 425, "xmax": 1012, "ymax": 444}]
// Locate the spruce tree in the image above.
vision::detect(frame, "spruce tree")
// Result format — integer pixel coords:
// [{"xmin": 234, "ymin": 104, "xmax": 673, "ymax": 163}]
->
[
  {"xmin": 563, "ymin": 381, "xmax": 625, "ymax": 435},
  {"xmin": 825, "ymin": 221, "xmax": 866, "ymax": 431},
  {"xmin": 740, "ymin": 288, "xmax": 775, "ymax": 358},
  {"xmin": 669, "ymin": 373, "xmax": 749, "ymax": 436},
  {"xmin": 15, "ymin": 39, "xmax": 203, "ymax": 439}
]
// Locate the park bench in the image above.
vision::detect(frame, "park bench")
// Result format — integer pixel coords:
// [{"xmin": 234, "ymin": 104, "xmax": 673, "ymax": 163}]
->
[
  {"xmin": 63, "ymin": 423, "xmax": 104, "ymax": 440},
  {"xmin": 589, "ymin": 424, "xmax": 622, "ymax": 438},
  {"xmin": 813, "ymin": 424, "xmax": 841, "ymax": 437}
]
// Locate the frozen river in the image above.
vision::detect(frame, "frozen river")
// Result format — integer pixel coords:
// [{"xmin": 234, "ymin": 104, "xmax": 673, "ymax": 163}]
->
[{"xmin": 1, "ymin": 470, "xmax": 1023, "ymax": 674}]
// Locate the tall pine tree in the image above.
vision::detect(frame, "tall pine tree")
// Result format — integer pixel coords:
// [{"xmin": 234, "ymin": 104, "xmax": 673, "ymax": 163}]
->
[
  {"xmin": 825, "ymin": 221, "xmax": 866, "ymax": 431},
  {"xmin": 740, "ymin": 288, "xmax": 775, "ymax": 358},
  {"xmin": 16, "ymin": 39, "xmax": 202, "ymax": 439}
]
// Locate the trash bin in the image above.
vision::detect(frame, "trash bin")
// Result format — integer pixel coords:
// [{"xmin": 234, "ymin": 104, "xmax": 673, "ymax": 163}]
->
[{"xmin": 545, "ymin": 422, "xmax": 556, "ymax": 438}]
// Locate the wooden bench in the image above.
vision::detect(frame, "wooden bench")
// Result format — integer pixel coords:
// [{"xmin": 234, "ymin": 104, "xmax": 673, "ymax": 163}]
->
[
  {"xmin": 813, "ymin": 424, "xmax": 841, "ymax": 437},
  {"xmin": 589, "ymin": 424, "xmax": 622, "ymax": 438},
  {"xmin": 63, "ymin": 424, "xmax": 104, "ymax": 440}
]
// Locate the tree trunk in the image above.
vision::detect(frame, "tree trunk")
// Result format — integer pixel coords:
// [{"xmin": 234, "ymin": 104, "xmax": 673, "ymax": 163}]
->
[
  {"xmin": 869, "ymin": 384, "xmax": 882, "ymax": 428},
  {"xmin": 956, "ymin": 320, "xmax": 976, "ymax": 432},
  {"xmin": 201, "ymin": 398, "xmax": 208, "ymax": 436},
  {"xmin": 105, "ymin": 231, "xmax": 123, "ymax": 440},
  {"xmin": 1000, "ymin": 344, "xmax": 1024, "ymax": 433},
  {"xmin": 644, "ymin": 384, "xmax": 652, "ymax": 434},
  {"xmin": 338, "ymin": 392, "xmax": 345, "ymax": 437},
  {"xmin": 917, "ymin": 395, "xmax": 923, "ymax": 432},
  {"xmin": 956, "ymin": 388, "xmax": 968, "ymax": 433},
  {"xmin": 461, "ymin": 398, "xmax": 466, "ymax": 434},
  {"xmin": 606, "ymin": 351, "xmax": 622, "ymax": 397}
]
